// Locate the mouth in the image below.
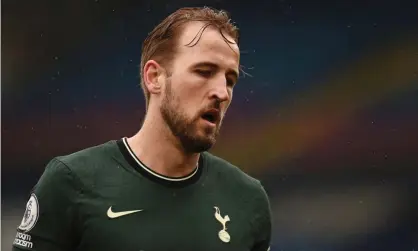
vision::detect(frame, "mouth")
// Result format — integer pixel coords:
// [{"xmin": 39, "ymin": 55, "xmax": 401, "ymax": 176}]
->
[{"xmin": 201, "ymin": 109, "xmax": 220, "ymax": 125}]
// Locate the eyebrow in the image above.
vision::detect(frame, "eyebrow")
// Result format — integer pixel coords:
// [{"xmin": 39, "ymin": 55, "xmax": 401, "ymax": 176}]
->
[{"xmin": 193, "ymin": 61, "xmax": 239, "ymax": 80}]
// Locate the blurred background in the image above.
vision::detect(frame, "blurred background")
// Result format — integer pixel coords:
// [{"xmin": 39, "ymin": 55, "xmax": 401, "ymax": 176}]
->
[{"xmin": 2, "ymin": 0, "xmax": 418, "ymax": 250}]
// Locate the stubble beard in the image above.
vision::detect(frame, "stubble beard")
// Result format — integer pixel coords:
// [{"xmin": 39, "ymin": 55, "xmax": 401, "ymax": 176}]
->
[{"xmin": 160, "ymin": 80, "xmax": 220, "ymax": 153}]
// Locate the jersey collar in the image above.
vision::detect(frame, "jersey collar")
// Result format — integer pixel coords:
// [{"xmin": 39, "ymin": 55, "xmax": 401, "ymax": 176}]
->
[{"xmin": 117, "ymin": 137, "xmax": 203, "ymax": 187}]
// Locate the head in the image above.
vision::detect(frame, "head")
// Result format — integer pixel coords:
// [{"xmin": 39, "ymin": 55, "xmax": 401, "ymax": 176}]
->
[{"xmin": 140, "ymin": 7, "xmax": 240, "ymax": 153}]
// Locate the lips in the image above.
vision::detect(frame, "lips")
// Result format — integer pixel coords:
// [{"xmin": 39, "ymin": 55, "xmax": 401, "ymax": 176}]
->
[{"xmin": 201, "ymin": 108, "xmax": 220, "ymax": 124}]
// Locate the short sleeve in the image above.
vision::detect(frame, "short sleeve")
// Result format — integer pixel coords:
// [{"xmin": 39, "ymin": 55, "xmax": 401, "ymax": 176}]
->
[
  {"xmin": 251, "ymin": 182, "xmax": 272, "ymax": 251},
  {"xmin": 12, "ymin": 158, "xmax": 81, "ymax": 251}
]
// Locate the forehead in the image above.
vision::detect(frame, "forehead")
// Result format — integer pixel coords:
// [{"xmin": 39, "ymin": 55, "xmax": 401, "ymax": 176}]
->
[{"xmin": 174, "ymin": 22, "xmax": 240, "ymax": 71}]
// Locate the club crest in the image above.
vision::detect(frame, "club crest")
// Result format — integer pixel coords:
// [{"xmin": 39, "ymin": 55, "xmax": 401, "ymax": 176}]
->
[{"xmin": 214, "ymin": 206, "xmax": 231, "ymax": 243}]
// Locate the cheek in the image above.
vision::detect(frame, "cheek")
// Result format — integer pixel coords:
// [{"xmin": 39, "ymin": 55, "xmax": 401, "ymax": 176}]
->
[
  {"xmin": 225, "ymin": 91, "xmax": 233, "ymax": 108},
  {"xmin": 170, "ymin": 88, "xmax": 201, "ymax": 116},
  {"xmin": 173, "ymin": 80, "xmax": 203, "ymax": 104},
  {"xmin": 171, "ymin": 74, "xmax": 201, "ymax": 95}
]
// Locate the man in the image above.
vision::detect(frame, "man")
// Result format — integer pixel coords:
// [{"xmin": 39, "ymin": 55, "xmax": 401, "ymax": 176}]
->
[{"xmin": 13, "ymin": 7, "xmax": 272, "ymax": 251}]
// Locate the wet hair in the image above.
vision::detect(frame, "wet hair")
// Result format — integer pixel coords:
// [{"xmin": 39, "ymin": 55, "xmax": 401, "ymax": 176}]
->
[{"xmin": 140, "ymin": 7, "xmax": 239, "ymax": 109}]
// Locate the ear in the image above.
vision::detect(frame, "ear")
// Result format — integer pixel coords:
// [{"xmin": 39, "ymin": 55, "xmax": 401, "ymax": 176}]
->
[{"xmin": 143, "ymin": 60, "xmax": 164, "ymax": 95}]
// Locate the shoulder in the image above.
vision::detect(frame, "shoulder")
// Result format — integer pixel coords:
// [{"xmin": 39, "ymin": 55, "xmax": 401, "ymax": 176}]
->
[
  {"xmin": 55, "ymin": 140, "xmax": 117, "ymax": 172},
  {"xmin": 41, "ymin": 140, "xmax": 118, "ymax": 188},
  {"xmin": 57, "ymin": 140, "xmax": 117, "ymax": 166},
  {"xmin": 202, "ymin": 152, "xmax": 267, "ymax": 197}
]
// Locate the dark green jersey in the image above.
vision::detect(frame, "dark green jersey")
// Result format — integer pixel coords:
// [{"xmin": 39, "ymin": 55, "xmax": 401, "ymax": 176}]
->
[{"xmin": 12, "ymin": 138, "xmax": 272, "ymax": 251}]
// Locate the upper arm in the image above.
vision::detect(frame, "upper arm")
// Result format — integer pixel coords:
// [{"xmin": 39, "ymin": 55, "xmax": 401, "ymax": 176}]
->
[
  {"xmin": 12, "ymin": 158, "xmax": 81, "ymax": 251},
  {"xmin": 251, "ymin": 182, "xmax": 272, "ymax": 251}
]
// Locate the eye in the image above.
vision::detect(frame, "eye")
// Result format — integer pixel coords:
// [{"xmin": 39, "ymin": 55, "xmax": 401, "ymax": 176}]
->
[
  {"xmin": 226, "ymin": 78, "xmax": 236, "ymax": 87},
  {"xmin": 195, "ymin": 69, "xmax": 213, "ymax": 78}
]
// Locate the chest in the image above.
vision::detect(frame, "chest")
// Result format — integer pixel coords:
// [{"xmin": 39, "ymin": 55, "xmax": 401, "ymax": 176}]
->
[{"xmin": 76, "ymin": 182, "xmax": 256, "ymax": 251}]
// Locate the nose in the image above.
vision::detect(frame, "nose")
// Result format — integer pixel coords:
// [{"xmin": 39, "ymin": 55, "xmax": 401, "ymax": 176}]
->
[{"xmin": 210, "ymin": 77, "xmax": 230, "ymax": 102}]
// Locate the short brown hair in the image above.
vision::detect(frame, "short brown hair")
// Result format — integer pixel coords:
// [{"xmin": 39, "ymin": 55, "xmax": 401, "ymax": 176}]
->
[{"xmin": 139, "ymin": 7, "xmax": 239, "ymax": 109}]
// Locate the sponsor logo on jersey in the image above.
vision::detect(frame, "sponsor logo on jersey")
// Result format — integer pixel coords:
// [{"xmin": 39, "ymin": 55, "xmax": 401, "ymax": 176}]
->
[
  {"xmin": 214, "ymin": 206, "xmax": 231, "ymax": 243},
  {"xmin": 107, "ymin": 206, "xmax": 143, "ymax": 219},
  {"xmin": 18, "ymin": 194, "xmax": 39, "ymax": 232},
  {"xmin": 13, "ymin": 232, "xmax": 34, "ymax": 249}
]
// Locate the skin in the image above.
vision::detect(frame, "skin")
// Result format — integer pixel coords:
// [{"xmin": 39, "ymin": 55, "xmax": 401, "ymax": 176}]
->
[{"xmin": 127, "ymin": 21, "xmax": 240, "ymax": 178}]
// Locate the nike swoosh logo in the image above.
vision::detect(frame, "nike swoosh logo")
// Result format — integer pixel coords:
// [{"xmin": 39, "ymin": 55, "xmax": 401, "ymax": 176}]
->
[{"xmin": 107, "ymin": 206, "xmax": 143, "ymax": 219}]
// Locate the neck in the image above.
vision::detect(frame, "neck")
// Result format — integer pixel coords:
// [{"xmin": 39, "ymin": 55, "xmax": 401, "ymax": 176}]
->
[{"xmin": 127, "ymin": 110, "xmax": 200, "ymax": 178}]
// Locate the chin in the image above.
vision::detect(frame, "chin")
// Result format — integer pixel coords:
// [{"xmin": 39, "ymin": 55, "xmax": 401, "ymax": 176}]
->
[
  {"xmin": 197, "ymin": 140, "xmax": 216, "ymax": 152},
  {"xmin": 179, "ymin": 120, "xmax": 220, "ymax": 153},
  {"xmin": 183, "ymin": 134, "xmax": 217, "ymax": 153}
]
